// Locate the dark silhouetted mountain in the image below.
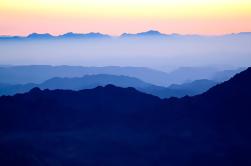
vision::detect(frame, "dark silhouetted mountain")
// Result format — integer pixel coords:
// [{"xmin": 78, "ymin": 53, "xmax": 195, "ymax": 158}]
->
[{"xmin": 0, "ymin": 68, "xmax": 251, "ymax": 165}]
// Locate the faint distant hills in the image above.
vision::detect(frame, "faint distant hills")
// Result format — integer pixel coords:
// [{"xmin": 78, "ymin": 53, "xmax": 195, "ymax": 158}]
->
[
  {"xmin": 0, "ymin": 65, "xmax": 169, "ymax": 86},
  {"xmin": 166, "ymin": 66, "xmax": 245, "ymax": 83},
  {"xmin": 121, "ymin": 30, "xmax": 171, "ymax": 38},
  {"xmin": 0, "ymin": 65, "xmax": 244, "ymax": 86},
  {"xmin": 1, "ymin": 30, "xmax": 251, "ymax": 40},
  {"xmin": 0, "ymin": 74, "xmax": 218, "ymax": 98},
  {"xmin": 0, "ymin": 65, "xmax": 244, "ymax": 88},
  {"xmin": 58, "ymin": 32, "xmax": 110, "ymax": 39},
  {"xmin": 27, "ymin": 33, "xmax": 54, "ymax": 39},
  {"xmin": 0, "ymin": 32, "xmax": 111, "ymax": 40}
]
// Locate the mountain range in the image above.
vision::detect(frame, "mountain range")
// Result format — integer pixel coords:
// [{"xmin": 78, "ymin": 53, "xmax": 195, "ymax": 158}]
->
[
  {"xmin": 0, "ymin": 65, "xmax": 244, "ymax": 86},
  {"xmin": 0, "ymin": 74, "xmax": 218, "ymax": 98},
  {"xmin": 0, "ymin": 67, "xmax": 250, "ymax": 165},
  {"xmin": 1, "ymin": 30, "xmax": 251, "ymax": 40},
  {"xmin": 0, "ymin": 32, "xmax": 110, "ymax": 40}
]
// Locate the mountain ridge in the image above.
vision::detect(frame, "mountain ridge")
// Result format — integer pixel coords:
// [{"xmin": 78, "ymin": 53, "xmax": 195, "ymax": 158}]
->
[
  {"xmin": 0, "ymin": 74, "xmax": 218, "ymax": 98},
  {"xmin": 1, "ymin": 30, "xmax": 251, "ymax": 40},
  {"xmin": 0, "ymin": 65, "xmax": 244, "ymax": 86},
  {"xmin": 0, "ymin": 67, "xmax": 251, "ymax": 165}
]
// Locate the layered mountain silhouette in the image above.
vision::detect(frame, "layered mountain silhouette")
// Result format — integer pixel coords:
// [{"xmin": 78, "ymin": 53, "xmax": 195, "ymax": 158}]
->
[
  {"xmin": 0, "ymin": 74, "xmax": 217, "ymax": 98},
  {"xmin": 0, "ymin": 75, "xmax": 150, "ymax": 96},
  {"xmin": 0, "ymin": 65, "xmax": 243, "ymax": 86},
  {"xmin": 0, "ymin": 65, "xmax": 170, "ymax": 86},
  {"xmin": 0, "ymin": 75, "xmax": 216, "ymax": 98},
  {"xmin": 0, "ymin": 67, "xmax": 250, "ymax": 165}
]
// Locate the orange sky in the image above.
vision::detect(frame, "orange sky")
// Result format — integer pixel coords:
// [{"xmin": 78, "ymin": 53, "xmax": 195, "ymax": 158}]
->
[{"xmin": 0, "ymin": 0, "xmax": 251, "ymax": 36}]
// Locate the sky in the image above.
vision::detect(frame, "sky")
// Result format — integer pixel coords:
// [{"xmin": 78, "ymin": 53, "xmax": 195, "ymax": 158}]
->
[{"xmin": 0, "ymin": 0, "xmax": 251, "ymax": 36}]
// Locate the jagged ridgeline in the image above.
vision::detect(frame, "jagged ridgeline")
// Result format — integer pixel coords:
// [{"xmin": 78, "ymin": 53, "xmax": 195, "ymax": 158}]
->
[{"xmin": 0, "ymin": 68, "xmax": 251, "ymax": 166}]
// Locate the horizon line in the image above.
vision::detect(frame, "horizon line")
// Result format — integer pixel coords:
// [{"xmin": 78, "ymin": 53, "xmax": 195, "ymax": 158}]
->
[{"xmin": 1, "ymin": 30, "xmax": 251, "ymax": 38}]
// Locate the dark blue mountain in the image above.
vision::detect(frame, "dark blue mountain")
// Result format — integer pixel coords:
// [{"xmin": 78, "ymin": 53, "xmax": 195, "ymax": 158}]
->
[{"xmin": 0, "ymin": 67, "xmax": 250, "ymax": 165}]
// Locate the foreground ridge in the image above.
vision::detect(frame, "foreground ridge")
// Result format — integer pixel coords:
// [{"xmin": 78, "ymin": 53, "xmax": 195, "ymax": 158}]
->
[{"xmin": 0, "ymin": 68, "xmax": 250, "ymax": 165}]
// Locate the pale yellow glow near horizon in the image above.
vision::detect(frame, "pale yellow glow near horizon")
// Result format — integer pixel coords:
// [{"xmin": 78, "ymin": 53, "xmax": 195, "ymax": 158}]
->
[{"xmin": 0, "ymin": 0, "xmax": 251, "ymax": 35}]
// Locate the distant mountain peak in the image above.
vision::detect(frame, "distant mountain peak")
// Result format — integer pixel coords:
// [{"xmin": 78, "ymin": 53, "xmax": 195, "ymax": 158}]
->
[
  {"xmin": 59, "ymin": 32, "xmax": 110, "ymax": 39},
  {"xmin": 120, "ymin": 30, "xmax": 167, "ymax": 38},
  {"xmin": 138, "ymin": 30, "xmax": 162, "ymax": 35},
  {"xmin": 24, "ymin": 32, "xmax": 111, "ymax": 40},
  {"xmin": 1, "ymin": 31, "xmax": 251, "ymax": 41},
  {"xmin": 27, "ymin": 33, "xmax": 54, "ymax": 39}
]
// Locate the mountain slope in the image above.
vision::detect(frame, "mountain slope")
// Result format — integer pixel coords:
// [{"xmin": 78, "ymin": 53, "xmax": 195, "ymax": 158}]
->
[{"xmin": 0, "ymin": 68, "xmax": 251, "ymax": 165}]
